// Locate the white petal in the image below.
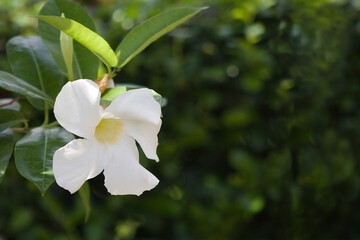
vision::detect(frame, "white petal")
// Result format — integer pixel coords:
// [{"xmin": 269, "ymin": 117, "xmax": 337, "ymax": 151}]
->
[
  {"xmin": 54, "ymin": 79, "xmax": 102, "ymax": 138},
  {"xmin": 105, "ymin": 88, "xmax": 161, "ymax": 125},
  {"xmin": 53, "ymin": 138, "xmax": 109, "ymax": 194},
  {"xmin": 123, "ymin": 119, "xmax": 161, "ymax": 161},
  {"xmin": 104, "ymin": 135, "xmax": 159, "ymax": 196}
]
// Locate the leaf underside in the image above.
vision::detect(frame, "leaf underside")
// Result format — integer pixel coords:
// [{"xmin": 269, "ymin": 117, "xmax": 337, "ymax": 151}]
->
[
  {"xmin": 38, "ymin": 0, "xmax": 99, "ymax": 80},
  {"xmin": 37, "ymin": 15, "xmax": 117, "ymax": 68},
  {"xmin": 0, "ymin": 71, "xmax": 54, "ymax": 104}
]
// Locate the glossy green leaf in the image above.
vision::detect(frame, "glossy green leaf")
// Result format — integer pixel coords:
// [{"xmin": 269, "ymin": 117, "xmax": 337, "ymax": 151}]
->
[
  {"xmin": 38, "ymin": 16, "xmax": 117, "ymax": 68},
  {"xmin": 101, "ymin": 86, "xmax": 127, "ymax": 102},
  {"xmin": 101, "ymin": 86, "xmax": 166, "ymax": 107},
  {"xmin": 0, "ymin": 129, "xmax": 14, "ymax": 183},
  {"xmin": 115, "ymin": 7, "xmax": 207, "ymax": 68},
  {"xmin": 6, "ymin": 36, "xmax": 63, "ymax": 110},
  {"xmin": 0, "ymin": 71, "xmax": 54, "ymax": 105},
  {"xmin": 38, "ymin": 0, "xmax": 98, "ymax": 79},
  {"xmin": 14, "ymin": 127, "xmax": 74, "ymax": 195},
  {"xmin": 0, "ymin": 109, "xmax": 24, "ymax": 133}
]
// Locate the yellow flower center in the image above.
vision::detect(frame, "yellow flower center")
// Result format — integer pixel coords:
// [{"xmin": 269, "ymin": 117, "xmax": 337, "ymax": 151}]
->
[{"xmin": 94, "ymin": 118, "xmax": 122, "ymax": 144}]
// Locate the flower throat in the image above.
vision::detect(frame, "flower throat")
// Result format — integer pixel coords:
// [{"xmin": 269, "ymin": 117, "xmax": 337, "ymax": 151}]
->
[{"xmin": 95, "ymin": 118, "xmax": 122, "ymax": 144}]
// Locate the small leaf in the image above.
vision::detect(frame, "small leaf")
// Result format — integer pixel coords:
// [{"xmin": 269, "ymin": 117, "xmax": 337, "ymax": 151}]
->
[
  {"xmin": 101, "ymin": 86, "xmax": 166, "ymax": 107},
  {"xmin": 0, "ymin": 129, "xmax": 14, "ymax": 183},
  {"xmin": 97, "ymin": 64, "xmax": 107, "ymax": 79},
  {"xmin": 41, "ymin": 169, "xmax": 54, "ymax": 175},
  {"xmin": 6, "ymin": 36, "xmax": 63, "ymax": 110},
  {"xmin": 37, "ymin": 16, "xmax": 118, "ymax": 68},
  {"xmin": 101, "ymin": 87, "xmax": 127, "ymax": 102},
  {"xmin": 39, "ymin": 0, "xmax": 99, "ymax": 80},
  {"xmin": 152, "ymin": 90, "xmax": 167, "ymax": 107},
  {"xmin": 0, "ymin": 109, "xmax": 25, "ymax": 133},
  {"xmin": 14, "ymin": 127, "xmax": 74, "ymax": 195},
  {"xmin": 0, "ymin": 71, "xmax": 53, "ymax": 105},
  {"xmin": 115, "ymin": 7, "xmax": 207, "ymax": 68},
  {"xmin": 78, "ymin": 182, "xmax": 91, "ymax": 222}
]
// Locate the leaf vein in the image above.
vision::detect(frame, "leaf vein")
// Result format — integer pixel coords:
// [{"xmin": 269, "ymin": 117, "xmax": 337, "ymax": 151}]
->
[{"xmin": 27, "ymin": 41, "xmax": 45, "ymax": 92}]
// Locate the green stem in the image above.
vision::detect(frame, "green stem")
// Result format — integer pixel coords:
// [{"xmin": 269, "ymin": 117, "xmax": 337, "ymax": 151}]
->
[
  {"xmin": 110, "ymin": 68, "xmax": 119, "ymax": 79},
  {"xmin": 43, "ymin": 104, "xmax": 49, "ymax": 125},
  {"xmin": 11, "ymin": 120, "xmax": 29, "ymax": 133},
  {"xmin": 106, "ymin": 64, "xmax": 113, "ymax": 78},
  {"xmin": 43, "ymin": 121, "xmax": 59, "ymax": 128},
  {"xmin": 11, "ymin": 128, "xmax": 29, "ymax": 133},
  {"xmin": 67, "ymin": 64, "xmax": 74, "ymax": 82},
  {"xmin": 23, "ymin": 120, "xmax": 29, "ymax": 131},
  {"xmin": 47, "ymin": 101, "xmax": 54, "ymax": 108}
]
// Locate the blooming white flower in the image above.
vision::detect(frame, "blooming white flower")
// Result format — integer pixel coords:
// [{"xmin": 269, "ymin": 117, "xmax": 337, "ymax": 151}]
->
[{"xmin": 53, "ymin": 79, "xmax": 161, "ymax": 195}]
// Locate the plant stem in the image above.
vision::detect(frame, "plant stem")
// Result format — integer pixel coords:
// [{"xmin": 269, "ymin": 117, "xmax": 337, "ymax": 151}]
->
[
  {"xmin": 11, "ymin": 128, "xmax": 29, "ymax": 133},
  {"xmin": 0, "ymin": 96, "xmax": 25, "ymax": 108},
  {"xmin": 43, "ymin": 121, "xmax": 59, "ymax": 128},
  {"xmin": 67, "ymin": 64, "xmax": 74, "ymax": 82},
  {"xmin": 23, "ymin": 120, "xmax": 29, "ymax": 131},
  {"xmin": 110, "ymin": 68, "xmax": 120, "ymax": 79},
  {"xmin": 43, "ymin": 104, "xmax": 49, "ymax": 125},
  {"xmin": 106, "ymin": 64, "xmax": 113, "ymax": 78}
]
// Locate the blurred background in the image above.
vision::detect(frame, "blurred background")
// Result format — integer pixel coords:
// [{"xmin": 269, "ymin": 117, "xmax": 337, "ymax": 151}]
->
[{"xmin": 1, "ymin": 0, "xmax": 360, "ymax": 239}]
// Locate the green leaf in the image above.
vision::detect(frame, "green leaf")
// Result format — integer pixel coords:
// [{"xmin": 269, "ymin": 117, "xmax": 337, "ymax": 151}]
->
[
  {"xmin": 115, "ymin": 7, "xmax": 207, "ymax": 68},
  {"xmin": 38, "ymin": 15, "xmax": 117, "ymax": 68},
  {"xmin": 0, "ymin": 71, "xmax": 54, "ymax": 105},
  {"xmin": 6, "ymin": 36, "xmax": 63, "ymax": 110},
  {"xmin": 42, "ymin": 169, "xmax": 54, "ymax": 175},
  {"xmin": 0, "ymin": 129, "xmax": 14, "ymax": 183},
  {"xmin": 0, "ymin": 109, "xmax": 25, "ymax": 133},
  {"xmin": 101, "ymin": 87, "xmax": 127, "ymax": 102},
  {"xmin": 152, "ymin": 90, "xmax": 167, "ymax": 107},
  {"xmin": 78, "ymin": 182, "xmax": 91, "ymax": 222},
  {"xmin": 14, "ymin": 127, "xmax": 74, "ymax": 195},
  {"xmin": 101, "ymin": 86, "xmax": 166, "ymax": 107},
  {"xmin": 97, "ymin": 64, "xmax": 107, "ymax": 79},
  {"xmin": 60, "ymin": 13, "xmax": 74, "ymax": 81},
  {"xmin": 38, "ymin": 0, "xmax": 99, "ymax": 80}
]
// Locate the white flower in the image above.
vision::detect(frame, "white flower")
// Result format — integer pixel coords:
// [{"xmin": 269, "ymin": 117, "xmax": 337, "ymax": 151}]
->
[{"xmin": 53, "ymin": 79, "xmax": 161, "ymax": 195}]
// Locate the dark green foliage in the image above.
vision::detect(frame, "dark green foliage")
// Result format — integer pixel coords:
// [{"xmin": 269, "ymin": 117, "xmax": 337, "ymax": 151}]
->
[
  {"xmin": 1, "ymin": 0, "xmax": 360, "ymax": 239},
  {"xmin": 6, "ymin": 35, "xmax": 63, "ymax": 110},
  {"xmin": 14, "ymin": 127, "xmax": 74, "ymax": 195}
]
